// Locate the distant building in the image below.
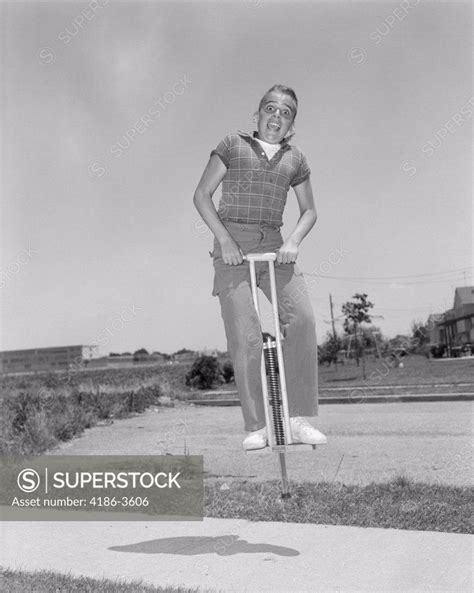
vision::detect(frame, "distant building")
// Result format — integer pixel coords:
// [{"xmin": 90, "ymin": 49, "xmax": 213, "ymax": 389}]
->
[
  {"xmin": 0, "ymin": 345, "xmax": 97, "ymax": 374},
  {"xmin": 429, "ymin": 287, "xmax": 474, "ymax": 356},
  {"xmin": 76, "ymin": 352, "xmax": 168, "ymax": 370}
]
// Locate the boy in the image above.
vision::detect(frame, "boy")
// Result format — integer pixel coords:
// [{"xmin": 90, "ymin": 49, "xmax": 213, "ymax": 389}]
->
[{"xmin": 193, "ymin": 84, "xmax": 327, "ymax": 450}]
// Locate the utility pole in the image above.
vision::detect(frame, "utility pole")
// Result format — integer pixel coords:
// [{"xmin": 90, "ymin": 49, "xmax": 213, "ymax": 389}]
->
[{"xmin": 329, "ymin": 294, "xmax": 336, "ymax": 340}]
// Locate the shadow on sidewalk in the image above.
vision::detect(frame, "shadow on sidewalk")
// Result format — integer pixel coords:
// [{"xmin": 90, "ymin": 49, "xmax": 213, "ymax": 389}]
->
[{"xmin": 109, "ymin": 535, "xmax": 299, "ymax": 556}]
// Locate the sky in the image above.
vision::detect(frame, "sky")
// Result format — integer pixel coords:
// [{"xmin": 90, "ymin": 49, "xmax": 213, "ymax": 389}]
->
[{"xmin": 1, "ymin": 0, "xmax": 472, "ymax": 356}]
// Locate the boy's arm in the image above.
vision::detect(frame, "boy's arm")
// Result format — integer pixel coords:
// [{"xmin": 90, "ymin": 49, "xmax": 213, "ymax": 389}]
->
[
  {"xmin": 276, "ymin": 178, "xmax": 317, "ymax": 264},
  {"xmin": 193, "ymin": 155, "xmax": 243, "ymax": 265}
]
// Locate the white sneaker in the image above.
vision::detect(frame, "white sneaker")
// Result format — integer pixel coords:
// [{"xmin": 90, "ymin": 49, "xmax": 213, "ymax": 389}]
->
[
  {"xmin": 290, "ymin": 417, "xmax": 327, "ymax": 445},
  {"xmin": 242, "ymin": 427, "xmax": 267, "ymax": 450}
]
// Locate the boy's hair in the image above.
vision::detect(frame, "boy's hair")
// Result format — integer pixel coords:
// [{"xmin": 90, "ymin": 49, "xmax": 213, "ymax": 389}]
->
[{"xmin": 258, "ymin": 84, "xmax": 298, "ymax": 118}]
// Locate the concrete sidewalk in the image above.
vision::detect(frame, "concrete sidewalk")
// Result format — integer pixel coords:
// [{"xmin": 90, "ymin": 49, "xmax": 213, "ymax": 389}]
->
[{"xmin": 1, "ymin": 517, "xmax": 472, "ymax": 592}]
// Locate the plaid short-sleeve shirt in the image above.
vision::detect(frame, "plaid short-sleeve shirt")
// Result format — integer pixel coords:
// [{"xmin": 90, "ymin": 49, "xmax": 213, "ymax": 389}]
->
[{"xmin": 210, "ymin": 130, "xmax": 311, "ymax": 227}]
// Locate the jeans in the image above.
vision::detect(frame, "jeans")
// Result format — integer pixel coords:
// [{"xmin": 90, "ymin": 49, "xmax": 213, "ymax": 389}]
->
[{"xmin": 211, "ymin": 221, "xmax": 319, "ymax": 432}]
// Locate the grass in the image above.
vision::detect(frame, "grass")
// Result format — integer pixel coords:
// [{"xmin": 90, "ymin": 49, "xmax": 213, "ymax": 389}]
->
[
  {"xmin": 0, "ymin": 363, "xmax": 192, "ymax": 401},
  {"xmin": 318, "ymin": 355, "xmax": 474, "ymax": 387},
  {"xmin": 0, "ymin": 568, "xmax": 217, "ymax": 592},
  {"xmin": 204, "ymin": 476, "xmax": 473, "ymax": 534},
  {"xmin": 0, "ymin": 382, "xmax": 171, "ymax": 455},
  {"xmin": 0, "ymin": 364, "xmax": 199, "ymax": 455},
  {"xmin": 0, "ymin": 362, "xmax": 204, "ymax": 455}
]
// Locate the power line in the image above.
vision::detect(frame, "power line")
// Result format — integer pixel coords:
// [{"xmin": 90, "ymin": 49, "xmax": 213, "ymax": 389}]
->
[
  {"xmin": 302, "ymin": 266, "xmax": 472, "ymax": 283},
  {"xmin": 304, "ymin": 274, "xmax": 471, "ymax": 286},
  {"xmin": 373, "ymin": 306, "xmax": 437, "ymax": 312},
  {"xmin": 330, "ymin": 266, "xmax": 471, "ymax": 280},
  {"xmin": 312, "ymin": 296, "xmax": 447, "ymax": 311}
]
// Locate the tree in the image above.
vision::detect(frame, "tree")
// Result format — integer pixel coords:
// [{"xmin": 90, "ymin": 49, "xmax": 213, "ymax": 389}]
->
[
  {"xmin": 411, "ymin": 320, "xmax": 430, "ymax": 354},
  {"xmin": 174, "ymin": 348, "xmax": 194, "ymax": 355},
  {"xmin": 318, "ymin": 332, "xmax": 342, "ymax": 367},
  {"xmin": 362, "ymin": 325, "xmax": 385, "ymax": 359},
  {"xmin": 221, "ymin": 360, "xmax": 235, "ymax": 383},
  {"xmin": 133, "ymin": 348, "xmax": 149, "ymax": 362},
  {"xmin": 342, "ymin": 293, "xmax": 374, "ymax": 379},
  {"xmin": 185, "ymin": 355, "xmax": 224, "ymax": 389}
]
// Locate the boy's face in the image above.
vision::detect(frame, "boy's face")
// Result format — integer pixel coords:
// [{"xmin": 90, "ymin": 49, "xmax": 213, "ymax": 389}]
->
[{"xmin": 256, "ymin": 91, "xmax": 297, "ymax": 144}]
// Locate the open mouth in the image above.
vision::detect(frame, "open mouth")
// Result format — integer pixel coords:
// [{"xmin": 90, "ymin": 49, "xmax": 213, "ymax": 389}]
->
[{"xmin": 267, "ymin": 121, "xmax": 281, "ymax": 131}]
